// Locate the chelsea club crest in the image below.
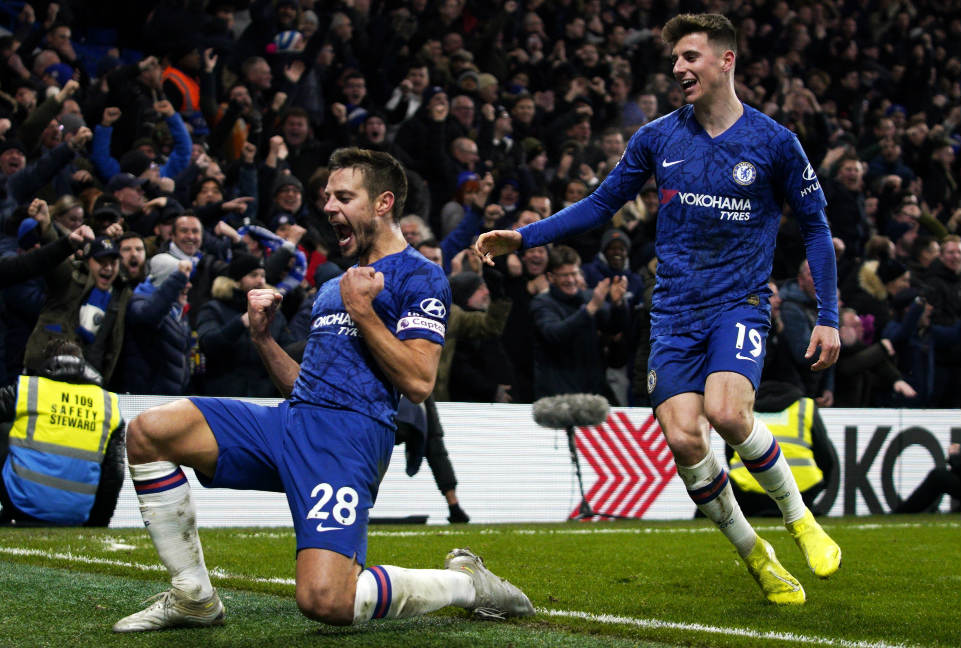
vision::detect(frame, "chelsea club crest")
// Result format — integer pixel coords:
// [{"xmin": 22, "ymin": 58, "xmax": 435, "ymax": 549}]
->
[
  {"xmin": 647, "ymin": 370, "xmax": 657, "ymax": 394},
  {"xmin": 732, "ymin": 161, "xmax": 756, "ymax": 186}
]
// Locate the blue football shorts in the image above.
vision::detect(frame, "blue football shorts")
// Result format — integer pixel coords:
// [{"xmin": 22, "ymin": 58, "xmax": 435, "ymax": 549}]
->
[
  {"xmin": 646, "ymin": 302, "xmax": 770, "ymax": 409},
  {"xmin": 188, "ymin": 397, "xmax": 394, "ymax": 564}
]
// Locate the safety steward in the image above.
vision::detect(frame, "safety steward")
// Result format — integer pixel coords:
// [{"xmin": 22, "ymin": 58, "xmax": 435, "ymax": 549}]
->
[
  {"xmin": 726, "ymin": 381, "xmax": 836, "ymax": 516},
  {"xmin": 0, "ymin": 341, "xmax": 125, "ymax": 526}
]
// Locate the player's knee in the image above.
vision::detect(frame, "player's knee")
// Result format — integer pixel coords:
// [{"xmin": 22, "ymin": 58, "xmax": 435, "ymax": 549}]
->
[
  {"xmin": 125, "ymin": 413, "xmax": 161, "ymax": 463},
  {"xmin": 703, "ymin": 400, "xmax": 751, "ymax": 437},
  {"xmin": 667, "ymin": 431, "xmax": 708, "ymax": 466},
  {"xmin": 126, "ymin": 406, "xmax": 180, "ymax": 463},
  {"xmin": 296, "ymin": 584, "xmax": 354, "ymax": 626}
]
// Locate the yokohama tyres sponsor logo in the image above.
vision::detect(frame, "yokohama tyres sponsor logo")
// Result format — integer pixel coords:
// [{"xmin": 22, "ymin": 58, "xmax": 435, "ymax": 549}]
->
[
  {"xmin": 572, "ymin": 412, "xmax": 676, "ymax": 519},
  {"xmin": 312, "ymin": 312, "xmax": 353, "ymax": 328},
  {"xmin": 676, "ymin": 193, "xmax": 752, "ymax": 210}
]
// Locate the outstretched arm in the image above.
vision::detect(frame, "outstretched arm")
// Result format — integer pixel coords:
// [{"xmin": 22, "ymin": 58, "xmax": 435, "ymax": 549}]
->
[
  {"xmin": 475, "ymin": 229, "xmax": 523, "ymax": 266},
  {"xmin": 249, "ymin": 288, "xmax": 300, "ymax": 397}
]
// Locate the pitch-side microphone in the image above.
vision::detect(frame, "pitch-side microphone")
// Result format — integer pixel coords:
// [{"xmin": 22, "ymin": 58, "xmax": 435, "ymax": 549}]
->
[{"xmin": 532, "ymin": 393, "xmax": 609, "ymax": 429}]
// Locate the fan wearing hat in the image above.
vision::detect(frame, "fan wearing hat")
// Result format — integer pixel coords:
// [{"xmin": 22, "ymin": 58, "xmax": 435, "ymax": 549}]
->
[
  {"xmin": 581, "ymin": 228, "xmax": 644, "ymax": 301},
  {"xmin": 23, "ymin": 235, "xmax": 133, "ymax": 385},
  {"xmin": 161, "ymin": 40, "xmax": 211, "ymax": 137},
  {"xmin": 105, "ymin": 172, "xmax": 146, "ymax": 218},
  {"xmin": 116, "ymin": 253, "xmax": 194, "ymax": 395},
  {"xmin": 195, "ymin": 253, "xmax": 294, "ymax": 397}
]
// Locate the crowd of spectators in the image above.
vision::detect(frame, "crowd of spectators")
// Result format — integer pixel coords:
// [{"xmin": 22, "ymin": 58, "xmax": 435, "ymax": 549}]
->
[{"xmin": 0, "ymin": 0, "xmax": 958, "ymax": 410}]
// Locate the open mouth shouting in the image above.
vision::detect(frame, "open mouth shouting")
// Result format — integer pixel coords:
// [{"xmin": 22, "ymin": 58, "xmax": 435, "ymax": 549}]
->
[{"xmin": 332, "ymin": 219, "xmax": 356, "ymax": 253}]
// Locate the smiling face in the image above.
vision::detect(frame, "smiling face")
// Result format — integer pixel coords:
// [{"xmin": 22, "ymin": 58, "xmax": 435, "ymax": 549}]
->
[
  {"xmin": 672, "ymin": 32, "xmax": 732, "ymax": 106},
  {"xmin": 605, "ymin": 239, "xmax": 628, "ymax": 271},
  {"xmin": 548, "ymin": 263, "xmax": 580, "ymax": 297},
  {"xmin": 172, "ymin": 216, "xmax": 203, "ymax": 257},
  {"xmin": 55, "ymin": 205, "xmax": 84, "ymax": 231}
]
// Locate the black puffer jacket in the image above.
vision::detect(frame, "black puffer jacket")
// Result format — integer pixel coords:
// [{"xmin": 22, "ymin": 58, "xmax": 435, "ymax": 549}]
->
[
  {"xmin": 196, "ymin": 276, "xmax": 294, "ymax": 397},
  {"xmin": 115, "ymin": 271, "xmax": 191, "ymax": 395}
]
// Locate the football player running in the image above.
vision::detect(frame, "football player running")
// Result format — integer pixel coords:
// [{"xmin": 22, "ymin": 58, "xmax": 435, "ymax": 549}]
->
[{"xmin": 476, "ymin": 14, "xmax": 841, "ymax": 604}]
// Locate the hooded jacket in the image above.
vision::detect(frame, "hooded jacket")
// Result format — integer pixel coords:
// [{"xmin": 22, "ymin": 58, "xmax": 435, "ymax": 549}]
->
[{"xmin": 196, "ymin": 275, "xmax": 293, "ymax": 397}]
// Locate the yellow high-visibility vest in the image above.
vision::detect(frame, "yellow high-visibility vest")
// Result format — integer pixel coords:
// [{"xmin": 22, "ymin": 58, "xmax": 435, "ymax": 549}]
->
[
  {"xmin": 729, "ymin": 398, "xmax": 823, "ymax": 494},
  {"xmin": 4, "ymin": 375, "xmax": 122, "ymax": 524}
]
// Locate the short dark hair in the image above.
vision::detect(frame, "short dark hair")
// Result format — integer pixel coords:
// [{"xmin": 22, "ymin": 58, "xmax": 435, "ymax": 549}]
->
[
  {"xmin": 328, "ymin": 147, "xmax": 407, "ymax": 221},
  {"xmin": 662, "ymin": 13, "xmax": 737, "ymax": 55},
  {"xmin": 117, "ymin": 230, "xmax": 144, "ymax": 244},
  {"xmin": 547, "ymin": 244, "xmax": 581, "ymax": 272},
  {"xmin": 910, "ymin": 235, "xmax": 937, "ymax": 261},
  {"xmin": 281, "ymin": 106, "xmax": 310, "ymax": 125}
]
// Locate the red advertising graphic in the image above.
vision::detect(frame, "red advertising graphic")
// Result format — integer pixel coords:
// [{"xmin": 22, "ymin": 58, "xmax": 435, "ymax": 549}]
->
[{"xmin": 571, "ymin": 412, "xmax": 677, "ymax": 520}]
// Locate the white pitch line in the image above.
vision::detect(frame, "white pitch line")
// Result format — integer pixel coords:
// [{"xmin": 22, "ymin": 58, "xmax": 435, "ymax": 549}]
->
[
  {"xmin": 86, "ymin": 520, "xmax": 959, "ymax": 541},
  {"xmin": 544, "ymin": 609, "xmax": 918, "ymax": 648},
  {"xmin": 0, "ymin": 545, "xmax": 931, "ymax": 647}
]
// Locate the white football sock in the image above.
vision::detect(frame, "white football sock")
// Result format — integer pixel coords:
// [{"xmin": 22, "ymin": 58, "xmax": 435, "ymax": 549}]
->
[
  {"xmin": 130, "ymin": 461, "xmax": 213, "ymax": 600},
  {"xmin": 676, "ymin": 452, "xmax": 757, "ymax": 558},
  {"xmin": 353, "ymin": 565, "xmax": 474, "ymax": 623},
  {"xmin": 732, "ymin": 417, "xmax": 806, "ymax": 523}
]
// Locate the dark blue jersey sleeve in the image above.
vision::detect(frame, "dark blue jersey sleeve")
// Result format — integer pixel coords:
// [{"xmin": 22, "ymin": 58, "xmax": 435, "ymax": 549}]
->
[
  {"xmin": 776, "ymin": 133, "xmax": 838, "ymax": 328},
  {"xmin": 518, "ymin": 126, "xmax": 656, "ymax": 249}
]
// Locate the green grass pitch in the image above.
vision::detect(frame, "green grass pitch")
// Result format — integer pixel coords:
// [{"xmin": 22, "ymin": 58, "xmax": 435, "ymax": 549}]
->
[{"xmin": 1, "ymin": 515, "xmax": 958, "ymax": 648}]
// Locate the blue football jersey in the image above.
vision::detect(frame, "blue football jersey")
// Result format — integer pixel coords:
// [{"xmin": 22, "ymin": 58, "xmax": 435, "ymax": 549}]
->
[
  {"xmin": 291, "ymin": 246, "xmax": 450, "ymax": 426},
  {"xmin": 520, "ymin": 103, "xmax": 836, "ymax": 335}
]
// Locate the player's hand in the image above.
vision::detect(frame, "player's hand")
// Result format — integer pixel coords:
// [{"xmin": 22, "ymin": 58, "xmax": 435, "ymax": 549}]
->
[
  {"xmin": 475, "ymin": 229, "xmax": 522, "ymax": 266},
  {"xmin": 248, "ymin": 288, "xmax": 283, "ymax": 341},
  {"xmin": 806, "ymin": 324, "xmax": 840, "ymax": 371},
  {"xmin": 340, "ymin": 266, "xmax": 384, "ymax": 317},
  {"xmin": 815, "ymin": 389, "xmax": 834, "ymax": 408}
]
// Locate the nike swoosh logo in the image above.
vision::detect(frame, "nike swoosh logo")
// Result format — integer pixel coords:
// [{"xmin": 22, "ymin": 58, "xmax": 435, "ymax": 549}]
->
[
  {"xmin": 316, "ymin": 523, "xmax": 343, "ymax": 532},
  {"xmin": 662, "ymin": 159, "xmax": 685, "ymax": 167},
  {"xmin": 735, "ymin": 352, "xmax": 758, "ymax": 363}
]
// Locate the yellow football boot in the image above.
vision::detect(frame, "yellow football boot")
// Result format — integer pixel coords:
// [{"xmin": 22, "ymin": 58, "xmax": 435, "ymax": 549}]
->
[
  {"xmin": 787, "ymin": 508, "xmax": 841, "ymax": 578},
  {"xmin": 743, "ymin": 536, "xmax": 806, "ymax": 605}
]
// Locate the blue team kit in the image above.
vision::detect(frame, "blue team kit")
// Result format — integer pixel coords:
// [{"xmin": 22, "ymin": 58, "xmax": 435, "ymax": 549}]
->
[
  {"xmin": 519, "ymin": 103, "xmax": 837, "ymax": 406},
  {"xmin": 191, "ymin": 247, "xmax": 450, "ymax": 562}
]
